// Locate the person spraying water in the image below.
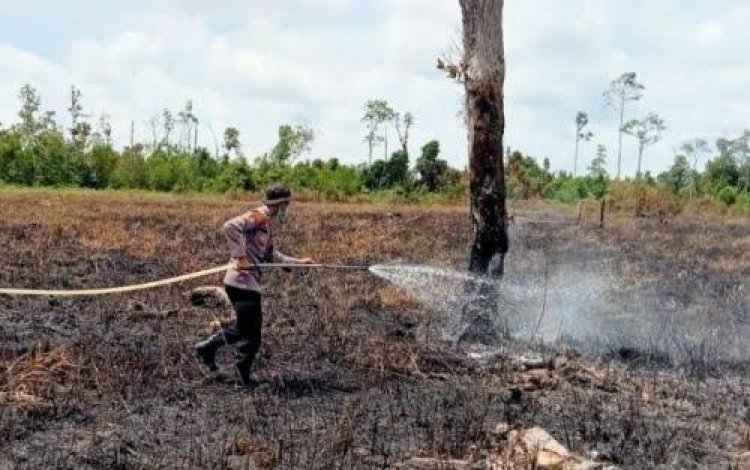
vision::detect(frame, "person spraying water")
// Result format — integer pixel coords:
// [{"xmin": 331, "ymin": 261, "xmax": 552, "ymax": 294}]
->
[{"xmin": 194, "ymin": 184, "xmax": 315, "ymax": 386}]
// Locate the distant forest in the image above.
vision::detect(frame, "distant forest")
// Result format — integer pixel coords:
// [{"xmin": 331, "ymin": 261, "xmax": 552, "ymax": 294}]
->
[{"xmin": 1, "ymin": 83, "xmax": 748, "ymax": 209}]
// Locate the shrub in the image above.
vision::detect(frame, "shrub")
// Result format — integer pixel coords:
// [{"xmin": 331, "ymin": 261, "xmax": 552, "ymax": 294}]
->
[{"xmin": 717, "ymin": 186, "xmax": 738, "ymax": 206}]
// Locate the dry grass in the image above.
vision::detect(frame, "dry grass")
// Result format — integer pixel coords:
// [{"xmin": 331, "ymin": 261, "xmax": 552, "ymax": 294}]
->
[{"xmin": 0, "ymin": 345, "xmax": 72, "ymax": 410}]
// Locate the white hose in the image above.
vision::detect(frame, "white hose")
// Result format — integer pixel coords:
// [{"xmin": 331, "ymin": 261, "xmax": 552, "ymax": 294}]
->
[{"xmin": 0, "ymin": 263, "xmax": 368, "ymax": 297}]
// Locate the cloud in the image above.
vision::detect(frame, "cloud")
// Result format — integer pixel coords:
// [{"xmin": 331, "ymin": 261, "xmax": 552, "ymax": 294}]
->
[
  {"xmin": 0, "ymin": 0, "xmax": 747, "ymax": 175},
  {"xmin": 0, "ymin": 44, "xmax": 71, "ymax": 125}
]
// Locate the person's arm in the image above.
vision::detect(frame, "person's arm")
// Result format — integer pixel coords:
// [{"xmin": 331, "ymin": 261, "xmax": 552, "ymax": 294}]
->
[{"xmin": 272, "ymin": 249, "xmax": 314, "ymax": 265}]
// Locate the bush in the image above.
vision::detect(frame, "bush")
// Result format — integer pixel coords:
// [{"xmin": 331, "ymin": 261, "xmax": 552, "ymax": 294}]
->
[
  {"xmin": 363, "ymin": 150, "xmax": 411, "ymax": 190},
  {"xmin": 210, "ymin": 158, "xmax": 256, "ymax": 193},
  {"xmin": 717, "ymin": 186, "xmax": 738, "ymax": 206},
  {"xmin": 549, "ymin": 177, "xmax": 588, "ymax": 202}
]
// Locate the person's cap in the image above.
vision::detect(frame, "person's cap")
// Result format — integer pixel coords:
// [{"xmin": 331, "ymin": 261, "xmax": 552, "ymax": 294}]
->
[{"xmin": 263, "ymin": 183, "xmax": 292, "ymax": 205}]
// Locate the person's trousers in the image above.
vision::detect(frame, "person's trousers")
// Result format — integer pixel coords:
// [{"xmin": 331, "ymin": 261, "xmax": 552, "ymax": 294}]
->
[{"xmin": 218, "ymin": 285, "xmax": 263, "ymax": 368}]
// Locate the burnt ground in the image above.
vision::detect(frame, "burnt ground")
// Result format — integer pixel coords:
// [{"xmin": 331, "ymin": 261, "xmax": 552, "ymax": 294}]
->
[{"xmin": 0, "ymin": 191, "xmax": 748, "ymax": 469}]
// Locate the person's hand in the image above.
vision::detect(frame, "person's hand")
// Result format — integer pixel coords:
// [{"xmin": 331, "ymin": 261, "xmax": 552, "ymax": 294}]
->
[
  {"xmin": 233, "ymin": 257, "xmax": 253, "ymax": 271},
  {"xmin": 298, "ymin": 257, "xmax": 315, "ymax": 264}
]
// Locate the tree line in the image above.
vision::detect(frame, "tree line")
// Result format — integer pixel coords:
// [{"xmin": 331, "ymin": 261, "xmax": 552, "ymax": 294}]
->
[
  {"xmin": 570, "ymin": 72, "xmax": 749, "ymax": 207},
  {"xmin": 0, "ymin": 85, "xmax": 465, "ymax": 199},
  {"xmin": 0, "ymin": 83, "xmax": 748, "ymax": 208}
]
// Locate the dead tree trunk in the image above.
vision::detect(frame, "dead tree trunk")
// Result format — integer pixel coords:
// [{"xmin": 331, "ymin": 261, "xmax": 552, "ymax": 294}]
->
[
  {"xmin": 438, "ymin": 0, "xmax": 508, "ymax": 345},
  {"xmin": 460, "ymin": 0, "xmax": 508, "ymax": 278}
]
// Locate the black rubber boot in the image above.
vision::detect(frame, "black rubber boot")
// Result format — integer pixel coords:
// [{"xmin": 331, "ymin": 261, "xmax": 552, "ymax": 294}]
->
[
  {"xmin": 235, "ymin": 360, "xmax": 255, "ymax": 387},
  {"xmin": 195, "ymin": 335, "xmax": 222, "ymax": 371},
  {"xmin": 234, "ymin": 337, "xmax": 259, "ymax": 387}
]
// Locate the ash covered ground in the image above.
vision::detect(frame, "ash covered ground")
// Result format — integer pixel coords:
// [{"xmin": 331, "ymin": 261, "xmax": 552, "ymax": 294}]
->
[{"xmin": 1, "ymin": 192, "xmax": 748, "ymax": 468}]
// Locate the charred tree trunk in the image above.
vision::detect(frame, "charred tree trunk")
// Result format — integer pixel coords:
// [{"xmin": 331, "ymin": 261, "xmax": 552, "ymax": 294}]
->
[
  {"xmin": 448, "ymin": 0, "xmax": 508, "ymax": 346},
  {"xmin": 461, "ymin": 0, "xmax": 508, "ymax": 279}
]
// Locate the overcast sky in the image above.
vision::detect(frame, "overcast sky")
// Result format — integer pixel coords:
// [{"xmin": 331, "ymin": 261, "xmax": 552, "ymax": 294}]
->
[{"xmin": 1, "ymin": 1, "xmax": 748, "ymax": 175}]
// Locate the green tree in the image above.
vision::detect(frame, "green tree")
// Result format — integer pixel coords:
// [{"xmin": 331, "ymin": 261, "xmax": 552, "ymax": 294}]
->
[
  {"xmin": 622, "ymin": 112, "xmax": 666, "ymax": 179},
  {"xmin": 679, "ymin": 138, "xmax": 710, "ymax": 197},
  {"xmin": 14, "ymin": 85, "xmax": 69, "ymax": 186},
  {"xmin": 0, "ymin": 128, "xmax": 24, "ymax": 184},
  {"xmin": 387, "ymin": 149, "xmax": 411, "ymax": 189},
  {"xmin": 223, "ymin": 126, "xmax": 241, "ymax": 158},
  {"xmin": 704, "ymin": 153, "xmax": 739, "ymax": 192},
  {"xmin": 415, "ymin": 140, "xmax": 450, "ymax": 191},
  {"xmin": 34, "ymin": 127, "xmax": 70, "ymax": 186},
  {"xmin": 361, "ymin": 99, "xmax": 395, "ymax": 164},
  {"xmin": 68, "ymin": 85, "xmax": 91, "ymax": 150},
  {"xmin": 162, "ymin": 109, "xmax": 175, "ymax": 147},
  {"xmin": 506, "ymin": 150, "xmax": 550, "ymax": 198},
  {"xmin": 177, "ymin": 101, "xmax": 198, "ymax": 152},
  {"xmin": 111, "ymin": 144, "xmax": 147, "ymax": 188},
  {"xmin": 393, "ymin": 111, "xmax": 414, "ymax": 154},
  {"xmin": 717, "ymin": 186, "xmax": 738, "ymax": 205},
  {"xmin": 93, "ymin": 114, "xmax": 113, "ymax": 146},
  {"xmin": 588, "ymin": 144, "xmax": 608, "ymax": 178},
  {"xmin": 718, "ymin": 131, "xmax": 750, "ymax": 193},
  {"xmin": 603, "ymin": 72, "xmax": 645, "ymax": 179},
  {"xmin": 363, "ymin": 150, "xmax": 411, "ymax": 190},
  {"xmin": 85, "ymin": 143, "xmax": 118, "ymax": 188},
  {"xmin": 66, "ymin": 85, "xmax": 91, "ymax": 185},
  {"xmin": 17, "ymin": 84, "xmax": 41, "ymax": 147},
  {"xmin": 658, "ymin": 154, "xmax": 693, "ymax": 194},
  {"xmin": 269, "ymin": 123, "xmax": 314, "ymax": 164},
  {"xmin": 212, "ymin": 157, "xmax": 255, "ymax": 192},
  {"xmin": 574, "ymin": 111, "xmax": 593, "ymax": 176},
  {"xmin": 584, "ymin": 145, "xmax": 609, "ymax": 200}
]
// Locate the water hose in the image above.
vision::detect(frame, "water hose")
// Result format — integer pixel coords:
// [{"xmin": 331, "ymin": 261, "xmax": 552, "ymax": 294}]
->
[{"xmin": 0, "ymin": 263, "xmax": 370, "ymax": 297}]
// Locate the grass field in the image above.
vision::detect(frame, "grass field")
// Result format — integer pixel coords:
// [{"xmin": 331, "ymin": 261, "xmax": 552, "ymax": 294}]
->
[{"xmin": 0, "ymin": 189, "xmax": 748, "ymax": 468}]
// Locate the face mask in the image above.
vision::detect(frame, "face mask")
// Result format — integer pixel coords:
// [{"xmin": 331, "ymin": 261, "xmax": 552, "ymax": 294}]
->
[{"xmin": 277, "ymin": 207, "xmax": 289, "ymax": 222}]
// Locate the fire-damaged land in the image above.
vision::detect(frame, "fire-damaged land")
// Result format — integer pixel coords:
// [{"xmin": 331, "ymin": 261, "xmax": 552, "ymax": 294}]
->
[{"xmin": 0, "ymin": 190, "xmax": 748, "ymax": 469}]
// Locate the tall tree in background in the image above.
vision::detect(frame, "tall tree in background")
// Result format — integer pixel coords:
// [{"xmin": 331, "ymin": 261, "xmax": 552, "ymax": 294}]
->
[
  {"xmin": 726, "ymin": 131, "xmax": 750, "ymax": 194},
  {"xmin": 94, "ymin": 114, "xmax": 112, "ymax": 145},
  {"xmin": 574, "ymin": 111, "xmax": 593, "ymax": 176},
  {"xmin": 459, "ymin": 0, "xmax": 508, "ymax": 276},
  {"xmin": 68, "ymin": 85, "xmax": 92, "ymax": 184},
  {"xmin": 177, "ymin": 101, "xmax": 198, "ymax": 152},
  {"xmin": 223, "ymin": 127, "xmax": 241, "ymax": 159},
  {"xmin": 362, "ymin": 121, "xmax": 382, "ymax": 166},
  {"xmin": 588, "ymin": 144, "xmax": 608, "ymax": 178},
  {"xmin": 622, "ymin": 112, "xmax": 666, "ymax": 179},
  {"xmin": 716, "ymin": 131, "xmax": 750, "ymax": 194},
  {"xmin": 415, "ymin": 140, "xmax": 449, "ymax": 191},
  {"xmin": 17, "ymin": 84, "xmax": 42, "ymax": 184},
  {"xmin": 269, "ymin": 123, "xmax": 315, "ymax": 164},
  {"xmin": 162, "ymin": 109, "xmax": 175, "ymax": 147},
  {"xmin": 604, "ymin": 72, "xmax": 644, "ymax": 179},
  {"xmin": 17, "ymin": 84, "xmax": 41, "ymax": 148},
  {"xmin": 393, "ymin": 111, "xmax": 414, "ymax": 155},
  {"xmin": 679, "ymin": 138, "xmax": 710, "ymax": 198},
  {"xmin": 659, "ymin": 154, "xmax": 693, "ymax": 194},
  {"xmin": 361, "ymin": 99, "xmax": 395, "ymax": 163},
  {"xmin": 68, "ymin": 86, "xmax": 92, "ymax": 149},
  {"xmin": 588, "ymin": 144, "xmax": 609, "ymax": 213}
]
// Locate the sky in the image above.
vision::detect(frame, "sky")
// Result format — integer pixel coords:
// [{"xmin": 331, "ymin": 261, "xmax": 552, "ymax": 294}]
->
[{"xmin": 0, "ymin": 0, "xmax": 748, "ymax": 176}]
